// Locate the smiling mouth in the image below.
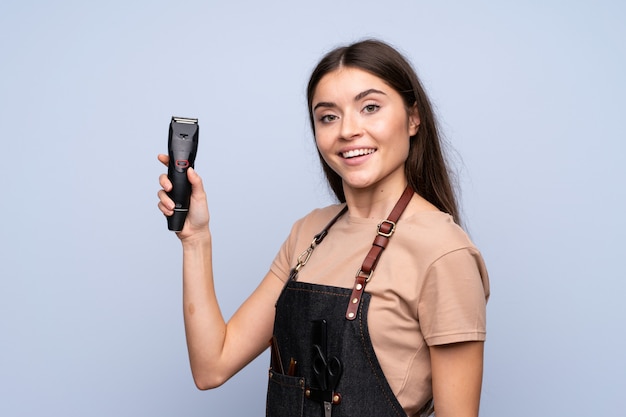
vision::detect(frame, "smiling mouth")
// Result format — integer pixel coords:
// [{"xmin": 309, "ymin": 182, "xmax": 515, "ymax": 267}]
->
[{"xmin": 341, "ymin": 148, "xmax": 376, "ymax": 159}]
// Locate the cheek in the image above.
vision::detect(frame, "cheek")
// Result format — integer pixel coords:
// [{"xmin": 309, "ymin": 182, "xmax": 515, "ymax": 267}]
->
[
  {"xmin": 314, "ymin": 129, "xmax": 333, "ymax": 152},
  {"xmin": 314, "ymin": 133, "xmax": 334, "ymax": 163},
  {"xmin": 314, "ymin": 134, "xmax": 324, "ymax": 152},
  {"xmin": 374, "ymin": 117, "xmax": 411, "ymax": 145},
  {"xmin": 385, "ymin": 119, "xmax": 412, "ymax": 159},
  {"xmin": 390, "ymin": 136, "xmax": 410, "ymax": 160}
]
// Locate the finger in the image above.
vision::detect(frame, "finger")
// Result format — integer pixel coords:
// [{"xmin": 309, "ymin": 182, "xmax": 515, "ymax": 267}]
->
[
  {"xmin": 157, "ymin": 154, "xmax": 169, "ymax": 167},
  {"xmin": 187, "ymin": 167, "xmax": 205, "ymax": 194},
  {"xmin": 157, "ymin": 189, "xmax": 175, "ymax": 211},
  {"xmin": 159, "ymin": 173, "xmax": 172, "ymax": 192},
  {"xmin": 187, "ymin": 166, "xmax": 198, "ymax": 181},
  {"xmin": 158, "ymin": 200, "xmax": 174, "ymax": 216}
]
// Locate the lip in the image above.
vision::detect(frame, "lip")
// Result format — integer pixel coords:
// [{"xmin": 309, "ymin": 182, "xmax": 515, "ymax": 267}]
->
[
  {"xmin": 337, "ymin": 147, "xmax": 377, "ymax": 166},
  {"xmin": 339, "ymin": 147, "xmax": 377, "ymax": 159}
]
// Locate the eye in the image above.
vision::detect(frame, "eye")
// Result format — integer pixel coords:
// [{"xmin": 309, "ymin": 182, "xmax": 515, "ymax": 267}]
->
[
  {"xmin": 319, "ymin": 114, "xmax": 338, "ymax": 123},
  {"xmin": 363, "ymin": 104, "xmax": 380, "ymax": 114}
]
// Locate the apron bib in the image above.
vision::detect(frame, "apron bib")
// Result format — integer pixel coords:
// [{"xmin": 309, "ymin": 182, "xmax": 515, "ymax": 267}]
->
[{"xmin": 266, "ymin": 280, "xmax": 406, "ymax": 416}]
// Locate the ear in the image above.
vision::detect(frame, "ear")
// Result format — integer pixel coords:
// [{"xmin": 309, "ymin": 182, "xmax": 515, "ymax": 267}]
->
[{"xmin": 408, "ymin": 103, "xmax": 420, "ymax": 136}]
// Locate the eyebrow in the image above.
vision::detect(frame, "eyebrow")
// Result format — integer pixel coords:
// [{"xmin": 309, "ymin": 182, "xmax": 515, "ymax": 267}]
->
[
  {"xmin": 355, "ymin": 88, "xmax": 386, "ymax": 101},
  {"xmin": 313, "ymin": 88, "xmax": 387, "ymax": 111}
]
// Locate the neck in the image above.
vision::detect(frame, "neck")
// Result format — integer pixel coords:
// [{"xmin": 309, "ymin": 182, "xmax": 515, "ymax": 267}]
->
[{"xmin": 343, "ymin": 182, "xmax": 409, "ymax": 219}]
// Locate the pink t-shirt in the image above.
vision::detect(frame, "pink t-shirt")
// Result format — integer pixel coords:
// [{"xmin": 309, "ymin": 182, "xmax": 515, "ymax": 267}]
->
[{"xmin": 270, "ymin": 202, "xmax": 490, "ymax": 415}]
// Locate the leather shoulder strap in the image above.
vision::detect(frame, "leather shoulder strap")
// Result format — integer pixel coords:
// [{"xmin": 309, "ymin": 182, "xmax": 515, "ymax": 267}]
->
[{"xmin": 346, "ymin": 186, "xmax": 414, "ymax": 320}]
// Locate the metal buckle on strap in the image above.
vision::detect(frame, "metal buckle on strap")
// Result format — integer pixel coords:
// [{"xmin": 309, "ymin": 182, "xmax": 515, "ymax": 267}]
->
[
  {"xmin": 355, "ymin": 268, "xmax": 374, "ymax": 283},
  {"xmin": 294, "ymin": 238, "xmax": 319, "ymax": 273},
  {"xmin": 377, "ymin": 220, "xmax": 396, "ymax": 237}
]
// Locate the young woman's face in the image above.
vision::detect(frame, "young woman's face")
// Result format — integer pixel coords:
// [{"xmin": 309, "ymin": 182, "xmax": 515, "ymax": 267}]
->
[{"xmin": 311, "ymin": 67, "xmax": 419, "ymax": 194}]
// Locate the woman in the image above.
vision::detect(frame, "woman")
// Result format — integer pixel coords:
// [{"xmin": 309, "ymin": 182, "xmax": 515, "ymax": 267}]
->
[{"xmin": 157, "ymin": 39, "xmax": 489, "ymax": 417}]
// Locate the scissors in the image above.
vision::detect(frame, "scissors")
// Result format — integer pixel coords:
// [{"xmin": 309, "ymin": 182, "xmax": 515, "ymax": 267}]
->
[{"xmin": 312, "ymin": 344, "xmax": 342, "ymax": 417}]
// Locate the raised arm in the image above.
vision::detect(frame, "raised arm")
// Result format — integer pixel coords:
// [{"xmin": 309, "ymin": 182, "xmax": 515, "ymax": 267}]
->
[{"xmin": 157, "ymin": 154, "xmax": 283, "ymax": 389}]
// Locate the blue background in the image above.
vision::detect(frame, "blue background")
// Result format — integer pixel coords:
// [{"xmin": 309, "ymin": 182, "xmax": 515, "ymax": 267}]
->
[{"xmin": 1, "ymin": 1, "xmax": 624, "ymax": 415}]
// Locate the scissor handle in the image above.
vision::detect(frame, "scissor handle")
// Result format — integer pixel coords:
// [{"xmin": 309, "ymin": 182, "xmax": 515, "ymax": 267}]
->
[
  {"xmin": 312, "ymin": 344, "xmax": 328, "ymax": 390},
  {"xmin": 327, "ymin": 356, "xmax": 342, "ymax": 389}
]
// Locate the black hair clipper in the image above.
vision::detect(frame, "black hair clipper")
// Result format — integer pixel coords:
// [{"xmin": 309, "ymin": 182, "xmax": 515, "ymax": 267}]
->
[{"xmin": 167, "ymin": 116, "xmax": 199, "ymax": 232}]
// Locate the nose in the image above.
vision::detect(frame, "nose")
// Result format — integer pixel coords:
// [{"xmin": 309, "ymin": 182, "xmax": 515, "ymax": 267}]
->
[{"xmin": 339, "ymin": 113, "xmax": 362, "ymax": 140}]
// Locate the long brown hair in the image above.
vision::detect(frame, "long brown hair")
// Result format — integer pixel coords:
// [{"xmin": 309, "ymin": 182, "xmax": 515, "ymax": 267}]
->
[{"xmin": 307, "ymin": 39, "xmax": 460, "ymax": 224}]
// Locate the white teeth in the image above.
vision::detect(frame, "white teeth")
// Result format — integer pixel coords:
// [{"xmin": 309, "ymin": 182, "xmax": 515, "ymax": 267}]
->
[{"xmin": 342, "ymin": 148, "xmax": 375, "ymax": 158}]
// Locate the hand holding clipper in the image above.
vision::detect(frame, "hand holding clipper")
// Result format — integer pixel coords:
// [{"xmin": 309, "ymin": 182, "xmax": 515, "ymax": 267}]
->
[{"xmin": 167, "ymin": 117, "xmax": 199, "ymax": 232}]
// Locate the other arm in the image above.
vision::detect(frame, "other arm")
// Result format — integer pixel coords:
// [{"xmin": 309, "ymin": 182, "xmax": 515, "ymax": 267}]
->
[{"xmin": 430, "ymin": 341, "xmax": 484, "ymax": 417}]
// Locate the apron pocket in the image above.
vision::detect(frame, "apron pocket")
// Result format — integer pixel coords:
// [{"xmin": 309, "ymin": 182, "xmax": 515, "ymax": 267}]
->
[{"xmin": 266, "ymin": 370, "xmax": 305, "ymax": 417}]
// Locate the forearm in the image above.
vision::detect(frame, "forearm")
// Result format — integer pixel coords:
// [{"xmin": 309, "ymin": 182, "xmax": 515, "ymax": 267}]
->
[{"xmin": 180, "ymin": 231, "xmax": 228, "ymax": 388}]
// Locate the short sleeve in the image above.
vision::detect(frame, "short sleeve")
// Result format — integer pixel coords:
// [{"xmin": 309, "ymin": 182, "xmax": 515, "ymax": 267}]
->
[
  {"xmin": 418, "ymin": 247, "xmax": 490, "ymax": 346},
  {"xmin": 268, "ymin": 205, "xmax": 346, "ymax": 284},
  {"xmin": 269, "ymin": 209, "xmax": 322, "ymax": 283},
  {"xmin": 269, "ymin": 220, "xmax": 301, "ymax": 283}
]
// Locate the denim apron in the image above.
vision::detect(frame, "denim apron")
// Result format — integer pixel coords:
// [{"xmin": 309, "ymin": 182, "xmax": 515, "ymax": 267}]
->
[{"xmin": 266, "ymin": 187, "xmax": 415, "ymax": 417}]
